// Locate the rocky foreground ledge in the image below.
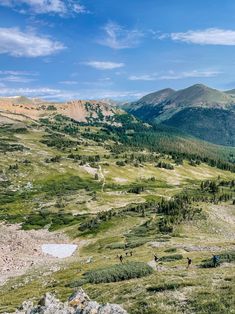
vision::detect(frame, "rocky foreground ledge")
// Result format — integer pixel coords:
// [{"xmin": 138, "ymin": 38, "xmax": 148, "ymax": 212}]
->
[{"xmin": 6, "ymin": 289, "xmax": 127, "ymax": 314}]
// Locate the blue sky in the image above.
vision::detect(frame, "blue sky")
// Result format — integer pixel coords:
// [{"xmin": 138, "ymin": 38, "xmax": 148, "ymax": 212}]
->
[{"xmin": 1, "ymin": 0, "xmax": 235, "ymax": 100}]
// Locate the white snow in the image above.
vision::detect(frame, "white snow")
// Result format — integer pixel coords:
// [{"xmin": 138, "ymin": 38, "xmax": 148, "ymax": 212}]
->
[{"xmin": 41, "ymin": 244, "xmax": 77, "ymax": 258}]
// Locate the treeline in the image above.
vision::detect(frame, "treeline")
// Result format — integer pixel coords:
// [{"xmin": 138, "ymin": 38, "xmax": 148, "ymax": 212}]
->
[
  {"xmin": 158, "ymin": 194, "xmax": 201, "ymax": 233},
  {"xmin": 38, "ymin": 113, "xmax": 235, "ymax": 172},
  {"xmin": 101, "ymin": 120, "xmax": 235, "ymax": 172},
  {"xmin": 41, "ymin": 134, "xmax": 79, "ymax": 150},
  {"xmin": 79, "ymin": 201, "xmax": 156, "ymax": 234},
  {"xmin": 40, "ymin": 115, "xmax": 80, "ymax": 136},
  {"xmin": 67, "ymin": 153, "xmax": 100, "ymax": 163}
]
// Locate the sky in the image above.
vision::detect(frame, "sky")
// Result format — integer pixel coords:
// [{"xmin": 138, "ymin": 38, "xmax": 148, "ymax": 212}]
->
[{"xmin": 1, "ymin": 0, "xmax": 235, "ymax": 101}]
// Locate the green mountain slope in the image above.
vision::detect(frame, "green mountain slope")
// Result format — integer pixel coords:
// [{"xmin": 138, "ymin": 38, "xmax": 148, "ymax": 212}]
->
[{"xmin": 125, "ymin": 84, "xmax": 235, "ymax": 146}]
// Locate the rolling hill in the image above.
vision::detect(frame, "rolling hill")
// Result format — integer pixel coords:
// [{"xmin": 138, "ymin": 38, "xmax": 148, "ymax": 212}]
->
[
  {"xmin": 124, "ymin": 84, "xmax": 235, "ymax": 146},
  {"xmin": 0, "ymin": 94, "xmax": 234, "ymax": 167}
]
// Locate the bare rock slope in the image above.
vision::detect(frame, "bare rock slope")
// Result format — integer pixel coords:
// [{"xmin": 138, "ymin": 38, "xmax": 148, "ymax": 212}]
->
[{"xmin": 0, "ymin": 97, "xmax": 122, "ymax": 123}]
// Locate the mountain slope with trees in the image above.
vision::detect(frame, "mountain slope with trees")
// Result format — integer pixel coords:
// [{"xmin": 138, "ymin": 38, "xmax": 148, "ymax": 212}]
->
[{"xmin": 124, "ymin": 84, "xmax": 235, "ymax": 146}]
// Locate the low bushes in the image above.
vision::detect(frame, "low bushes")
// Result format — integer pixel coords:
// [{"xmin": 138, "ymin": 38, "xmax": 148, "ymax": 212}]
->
[
  {"xmin": 126, "ymin": 238, "xmax": 149, "ymax": 248},
  {"xmin": 70, "ymin": 262, "xmax": 153, "ymax": 286},
  {"xmin": 159, "ymin": 254, "xmax": 183, "ymax": 262},
  {"xmin": 155, "ymin": 161, "xmax": 174, "ymax": 170},
  {"xmin": 200, "ymin": 251, "xmax": 235, "ymax": 268},
  {"xmin": 22, "ymin": 210, "xmax": 81, "ymax": 231},
  {"xmin": 164, "ymin": 247, "xmax": 177, "ymax": 253},
  {"xmin": 106, "ymin": 242, "xmax": 126, "ymax": 250},
  {"xmin": 147, "ymin": 281, "xmax": 192, "ymax": 292}
]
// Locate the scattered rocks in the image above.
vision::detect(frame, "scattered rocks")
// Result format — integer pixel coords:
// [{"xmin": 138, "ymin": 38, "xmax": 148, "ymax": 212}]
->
[
  {"xmin": 0, "ymin": 223, "xmax": 74, "ymax": 285},
  {"xmin": 7, "ymin": 289, "xmax": 128, "ymax": 314}
]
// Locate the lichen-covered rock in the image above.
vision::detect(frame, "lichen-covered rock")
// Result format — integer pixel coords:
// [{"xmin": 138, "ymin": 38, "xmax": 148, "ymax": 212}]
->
[
  {"xmin": 76, "ymin": 301, "xmax": 100, "ymax": 314},
  {"xmin": 7, "ymin": 289, "xmax": 128, "ymax": 314},
  {"xmin": 98, "ymin": 304, "xmax": 128, "ymax": 314},
  {"xmin": 68, "ymin": 289, "xmax": 90, "ymax": 308},
  {"xmin": 15, "ymin": 293, "xmax": 74, "ymax": 314}
]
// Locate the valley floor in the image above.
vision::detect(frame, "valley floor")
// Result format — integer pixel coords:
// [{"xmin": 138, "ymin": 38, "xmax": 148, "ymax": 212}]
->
[
  {"xmin": 0, "ymin": 116, "xmax": 234, "ymax": 313},
  {"xmin": 0, "ymin": 202, "xmax": 234, "ymax": 314}
]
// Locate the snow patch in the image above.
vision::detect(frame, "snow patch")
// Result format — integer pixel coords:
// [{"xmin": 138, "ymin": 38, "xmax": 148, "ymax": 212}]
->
[{"xmin": 41, "ymin": 244, "xmax": 77, "ymax": 258}]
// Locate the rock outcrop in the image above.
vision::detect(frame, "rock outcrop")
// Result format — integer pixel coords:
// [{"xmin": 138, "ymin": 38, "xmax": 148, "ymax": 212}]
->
[{"xmin": 9, "ymin": 289, "xmax": 127, "ymax": 314}]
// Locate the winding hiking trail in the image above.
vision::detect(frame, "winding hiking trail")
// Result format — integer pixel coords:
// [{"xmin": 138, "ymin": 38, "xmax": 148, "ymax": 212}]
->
[{"xmin": 98, "ymin": 165, "xmax": 106, "ymax": 192}]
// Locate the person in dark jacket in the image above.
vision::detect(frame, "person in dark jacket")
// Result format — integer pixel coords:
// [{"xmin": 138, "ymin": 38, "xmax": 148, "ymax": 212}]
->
[
  {"xmin": 212, "ymin": 255, "xmax": 220, "ymax": 267},
  {"xmin": 187, "ymin": 257, "xmax": 192, "ymax": 269}
]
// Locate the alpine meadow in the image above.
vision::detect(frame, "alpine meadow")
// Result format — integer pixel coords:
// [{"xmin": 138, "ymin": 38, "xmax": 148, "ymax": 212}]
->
[{"xmin": 0, "ymin": 1, "xmax": 234, "ymax": 314}]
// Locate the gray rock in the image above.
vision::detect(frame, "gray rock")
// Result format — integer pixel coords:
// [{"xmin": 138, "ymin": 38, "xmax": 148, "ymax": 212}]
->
[
  {"xmin": 7, "ymin": 289, "xmax": 128, "ymax": 314},
  {"xmin": 99, "ymin": 304, "xmax": 128, "ymax": 314}
]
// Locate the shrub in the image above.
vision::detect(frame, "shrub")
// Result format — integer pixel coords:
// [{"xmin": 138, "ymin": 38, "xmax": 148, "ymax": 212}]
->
[
  {"xmin": 200, "ymin": 251, "xmax": 235, "ymax": 268},
  {"xmin": 126, "ymin": 239, "xmax": 149, "ymax": 248},
  {"xmin": 155, "ymin": 161, "xmax": 174, "ymax": 170},
  {"xmin": 159, "ymin": 254, "xmax": 183, "ymax": 262},
  {"xmin": 106, "ymin": 242, "xmax": 126, "ymax": 250},
  {"xmin": 47, "ymin": 105, "xmax": 56, "ymax": 110},
  {"xmin": 70, "ymin": 262, "xmax": 153, "ymax": 286},
  {"xmin": 164, "ymin": 247, "xmax": 177, "ymax": 253},
  {"xmin": 116, "ymin": 160, "xmax": 126, "ymax": 166},
  {"xmin": 147, "ymin": 281, "xmax": 192, "ymax": 292},
  {"xmin": 128, "ymin": 185, "xmax": 145, "ymax": 194}
]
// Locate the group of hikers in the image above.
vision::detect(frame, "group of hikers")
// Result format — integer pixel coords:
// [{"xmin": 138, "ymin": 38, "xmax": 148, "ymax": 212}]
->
[
  {"xmin": 154, "ymin": 254, "xmax": 220, "ymax": 268},
  {"xmin": 117, "ymin": 251, "xmax": 220, "ymax": 268},
  {"xmin": 118, "ymin": 251, "xmax": 133, "ymax": 263}
]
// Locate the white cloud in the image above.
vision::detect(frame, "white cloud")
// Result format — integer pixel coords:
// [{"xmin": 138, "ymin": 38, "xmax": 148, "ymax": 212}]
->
[
  {"xmin": 128, "ymin": 70, "xmax": 220, "ymax": 81},
  {"xmin": 0, "ymin": 86, "xmax": 144, "ymax": 101},
  {"xmin": 0, "ymin": 75, "xmax": 35, "ymax": 83},
  {"xmin": 0, "ymin": 87, "xmax": 71, "ymax": 100},
  {"xmin": 0, "ymin": 0, "xmax": 88, "ymax": 15},
  {"xmin": 169, "ymin": 28, "xmax": 235, "ymax": 45},
  {"xmin": 129, "ymin": 74, "xmax": 157, "ymax": 81},
  {"xmin": 59, "ymin": 80, "xmax": 78, "ymax": 85},
  {"xmin": 72, "ymin": 3, "xmax": 87, "ymax": 14},
  {"xmin": 0, "ymin": 27, "xmax": 65, "ymax": 57},
  {"xmin": 0, "ymin": 70, "xmax": 38, "ymax": 75},
  {"xmin": 159, "ymin": 70, "xmax": 220, "ymax": 80},
  {"xmin": 98, "ymin": 21, "xmax": 144, "ymax": 49},
  {"xmin": 84, "ymin": 61, "xmax": 125, "ymax": 70}
]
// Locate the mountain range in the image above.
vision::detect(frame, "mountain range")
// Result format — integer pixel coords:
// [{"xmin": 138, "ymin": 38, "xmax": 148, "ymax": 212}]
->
[
  {"xmin": 124, "ymin": 84, "xmax": 235, "ymax": 146},
  {"xmin": 1, "ymin": 83, "xmax": 235, "ymax": 149},
  {"xmin": 0, "ymin": 96, "xmax": 123, "ymax": 124}
]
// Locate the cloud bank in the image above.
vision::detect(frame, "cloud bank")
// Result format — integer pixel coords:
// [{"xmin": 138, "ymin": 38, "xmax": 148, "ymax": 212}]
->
[{"xmin": 0, "ymin": 27, "xmax": 65, "ymax": 57}]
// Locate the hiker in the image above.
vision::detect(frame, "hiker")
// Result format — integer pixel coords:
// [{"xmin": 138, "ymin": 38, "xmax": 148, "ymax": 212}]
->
[
  {"xmin": 125, "ymin": 252, "xmax": 128, "ymax": 257},
  {"xmin": 130, "ymin": 251, "xmax": 133, "ymax": 256},
  {"xmin": 212, "ymin": 255, "xmax": 219, "ymax": 267},
  {"xmin": 187, "ymin": 257, "xmax": 192, "ymax": 269},
  {"xmin": 154, "ymin": 254, "xmax": 158, "ymax": 263},
  {"xmin": 119, "ymin": 255, "xmax": 123, "ymax": 263}
]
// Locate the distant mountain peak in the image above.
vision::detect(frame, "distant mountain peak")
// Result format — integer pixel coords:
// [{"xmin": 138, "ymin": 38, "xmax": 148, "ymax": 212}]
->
[{"xmin": 123, "ymin": 84, "xmax": 235, "ymax": 146}]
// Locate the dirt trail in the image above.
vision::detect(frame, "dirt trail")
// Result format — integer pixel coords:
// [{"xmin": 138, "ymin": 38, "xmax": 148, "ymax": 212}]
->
[{"xmin": 98, "ymin": 165, "xmax": 106, "ymax": 192}]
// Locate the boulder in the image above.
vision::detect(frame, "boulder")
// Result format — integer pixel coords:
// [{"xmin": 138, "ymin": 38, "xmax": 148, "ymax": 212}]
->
[{"xmin": 6, "ymin": 289, "xmax": 128, "ymax": 314}]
